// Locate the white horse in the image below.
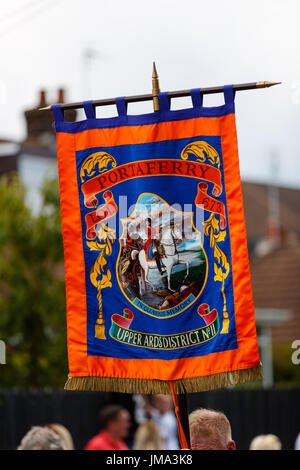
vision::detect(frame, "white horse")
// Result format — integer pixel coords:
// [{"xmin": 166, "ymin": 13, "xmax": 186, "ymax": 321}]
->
[{"xmin": 135, "ymin": 226, "xmax": 189, "ymax": 292}]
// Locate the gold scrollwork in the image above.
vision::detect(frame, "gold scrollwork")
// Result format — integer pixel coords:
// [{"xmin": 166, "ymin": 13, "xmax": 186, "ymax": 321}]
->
[
  {"xmin": 80, "ymin": 151, "xmax": 116, "ymax": 183},
  {"xmin": 81, "ymin": 151, "xmax": 117, "ymax": 339},
  {"xmin": 203, "ymin": 214, "xmax": 230, "ymax": 334},
  {"xmin": 88, "ymin": 224, "xmax": 116, "ymax": 339},
  {"xmin": 181, "ymin": 141, "xmax": 220, "ymax": 168}
]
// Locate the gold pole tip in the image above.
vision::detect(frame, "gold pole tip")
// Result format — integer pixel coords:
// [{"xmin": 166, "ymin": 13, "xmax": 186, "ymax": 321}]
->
[
  {"xmin": 152, "ymin": 61, "xmax": 158, "ymax": 79},
  {"xmin": 38, "ymin": 105, "xmax": 52, "ymax": 111},
  {"xmin": 256, "ymin": 81, "xmax": 282, "ymax": 88},
  {"xmin": 266, "ymin": 81, "xmax": 282, "ymax": 87}
]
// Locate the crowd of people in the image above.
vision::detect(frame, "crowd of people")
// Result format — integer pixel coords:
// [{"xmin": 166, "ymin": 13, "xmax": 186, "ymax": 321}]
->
[{"xmin": 16, "ymin": 394, "xmax": 294, "ymax": 450}]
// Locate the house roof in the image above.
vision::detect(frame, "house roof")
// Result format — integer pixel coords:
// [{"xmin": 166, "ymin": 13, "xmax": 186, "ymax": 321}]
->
[
  {"xmin": 250, "ymin": 242, "xmax": 300, "ymax": 341},
  {"xmin": 242, "ymin": 181, "xmax": 300, "ymax": 242}
]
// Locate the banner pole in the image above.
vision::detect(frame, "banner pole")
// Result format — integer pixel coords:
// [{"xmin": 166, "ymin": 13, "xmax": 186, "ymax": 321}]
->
[
  {"xmin": 169, "ymin": 381, "xmax": 190, "ymax": 449},
  {"xmin": 39, "ymin": 81, "xmax": 281, "ymax": 111},
  {"xmin": 177, "ymin": 393, "xmax": 191, "ymax": 449},
  {"xmin": 152, "ymin": 64, "xmax": 192, "ymax": 450},
  {"xmin": 155, "ymin": 64, "xmax": 192, "ymax": 449}
]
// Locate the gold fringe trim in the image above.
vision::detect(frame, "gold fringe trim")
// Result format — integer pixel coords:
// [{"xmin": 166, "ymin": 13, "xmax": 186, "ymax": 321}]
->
[
  {"xmin": 174, "ymin": 363, "xmax": 263, "ymax": 394},
  {"xmin": 64, "ymin": 363, "xmax": 262, "ymax": 394},
  {"xmin": 65, "ymin": 376, "xmax": 172, "ymax": 394}
]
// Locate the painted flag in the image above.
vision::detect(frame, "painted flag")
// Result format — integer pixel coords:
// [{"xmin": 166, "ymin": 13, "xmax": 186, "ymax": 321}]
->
[{"xmin": 52, "ymin": 86, "xmax": 261, "ymax": 394}]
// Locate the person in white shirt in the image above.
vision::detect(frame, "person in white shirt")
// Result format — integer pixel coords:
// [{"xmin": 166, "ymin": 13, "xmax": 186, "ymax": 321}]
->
[{"xmin": 133, "ymin": 394, "xmax": 179, "ymax": 450}]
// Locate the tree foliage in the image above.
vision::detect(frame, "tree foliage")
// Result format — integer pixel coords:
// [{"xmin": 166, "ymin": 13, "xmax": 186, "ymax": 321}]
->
[{"xmin": 0, "ymin": 174, "xmax": 67, "ymax": 389}]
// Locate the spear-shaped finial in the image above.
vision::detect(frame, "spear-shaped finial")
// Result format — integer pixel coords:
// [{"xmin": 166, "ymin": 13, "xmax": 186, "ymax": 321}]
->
[
  {"xmin": 256, "ymin": 81, "xmax": 282, "ymax": 88},
  {"xmin": 152, "ymin": 61, "xmax": 160, "ymax": 112}
]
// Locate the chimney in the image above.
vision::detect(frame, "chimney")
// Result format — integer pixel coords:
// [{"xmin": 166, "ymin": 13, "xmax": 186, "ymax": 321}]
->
[
  {"xmin": 57, "ymin": 88, "xmax": 65, "ymax": 103},
  {"xmin": 39, "ymin": 90, "xmax": 47, "ymax": 107},
  {"xmin": 23, "ymin": 88, "xmax": 76, "ymax": 145}
]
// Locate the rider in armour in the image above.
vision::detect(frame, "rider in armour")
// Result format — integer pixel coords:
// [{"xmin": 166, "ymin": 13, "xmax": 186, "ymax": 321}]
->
[{"xmin": 144, "ymin": 218, "xmax": 165, "ymax": 275}]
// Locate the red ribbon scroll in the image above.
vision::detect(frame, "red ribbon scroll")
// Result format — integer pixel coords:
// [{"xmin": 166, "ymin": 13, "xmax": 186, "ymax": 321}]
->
[
  {"xmin": 195, "ymin": 182, "xmax": 226, "ymax": 228},
  {"xmin": 197, "ymin": 303, "xmax": 218, "ymax": 325},
  {"xmin": 85, "ymin": 190, "xmax": 118, "ymax": 240}
]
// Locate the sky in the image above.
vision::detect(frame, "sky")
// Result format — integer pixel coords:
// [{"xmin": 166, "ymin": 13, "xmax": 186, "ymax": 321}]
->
[{"xmin": 0, "ymin": 0, "xmax": 300, "ymax": 188}]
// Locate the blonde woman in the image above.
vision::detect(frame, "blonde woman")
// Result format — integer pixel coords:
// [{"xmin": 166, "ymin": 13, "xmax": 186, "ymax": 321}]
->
[
  {"xmin": 134, "ymin": 421, "xmax": 163, "ymax": 450},
  {"xmin": 46, "ymin": 423, "xmax": 74, "ymax": 450}
]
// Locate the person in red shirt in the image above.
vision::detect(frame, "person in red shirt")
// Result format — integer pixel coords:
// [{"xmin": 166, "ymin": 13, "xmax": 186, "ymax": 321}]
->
[{"xmin": 84, "ymin": 405, "xmax": 131, "ymax": 450}]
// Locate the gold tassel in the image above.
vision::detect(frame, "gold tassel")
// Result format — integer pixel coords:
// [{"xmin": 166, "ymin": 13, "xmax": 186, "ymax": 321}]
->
[
  {"xmin": 64, "ymin": 363, "xmax": 263, "ymax": 394},
  {"xmin": 95, "ymin": 322, "xmax": 106, "ymax": 339},
  {"xmin": 220, "ymin": 316, "xmax": 229, "ymax": 334},
  {"xmin": 220, "ymin": 281, "xmax": 229, "ymax": 334}
]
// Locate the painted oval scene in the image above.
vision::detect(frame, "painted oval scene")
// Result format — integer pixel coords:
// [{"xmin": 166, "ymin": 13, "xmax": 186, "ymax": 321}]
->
[{"xmin": 117, "ymin": 193, "xmax": 207, "ymax": 317}]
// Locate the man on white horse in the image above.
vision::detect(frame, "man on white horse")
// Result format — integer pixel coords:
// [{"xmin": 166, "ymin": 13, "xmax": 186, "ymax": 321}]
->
[
  {"xmin": 143, "ymin": 217, "xmax": 166, "ymax": 276},
  {"xmin": 136, "ymin": 217, "xmax": 188, "ymax": 293}
]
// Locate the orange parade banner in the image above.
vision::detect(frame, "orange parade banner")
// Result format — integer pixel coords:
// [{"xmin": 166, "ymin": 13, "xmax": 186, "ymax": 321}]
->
[{"xmin": 51, "ymin": 86, "xmax": 261, "ymax": 403}]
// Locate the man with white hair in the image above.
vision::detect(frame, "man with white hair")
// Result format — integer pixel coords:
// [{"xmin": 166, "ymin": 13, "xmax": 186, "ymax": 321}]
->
[
  {"xmin": 189, "ymin": 408, "xmax": 236, "ymax": 450},
  {"xmin": 18, "ymin": 426, "xmax": 66, "ymax": 450},
  {"xmin": 249, "ymin": 434, "xmax": 282, "ymax": 450}
]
